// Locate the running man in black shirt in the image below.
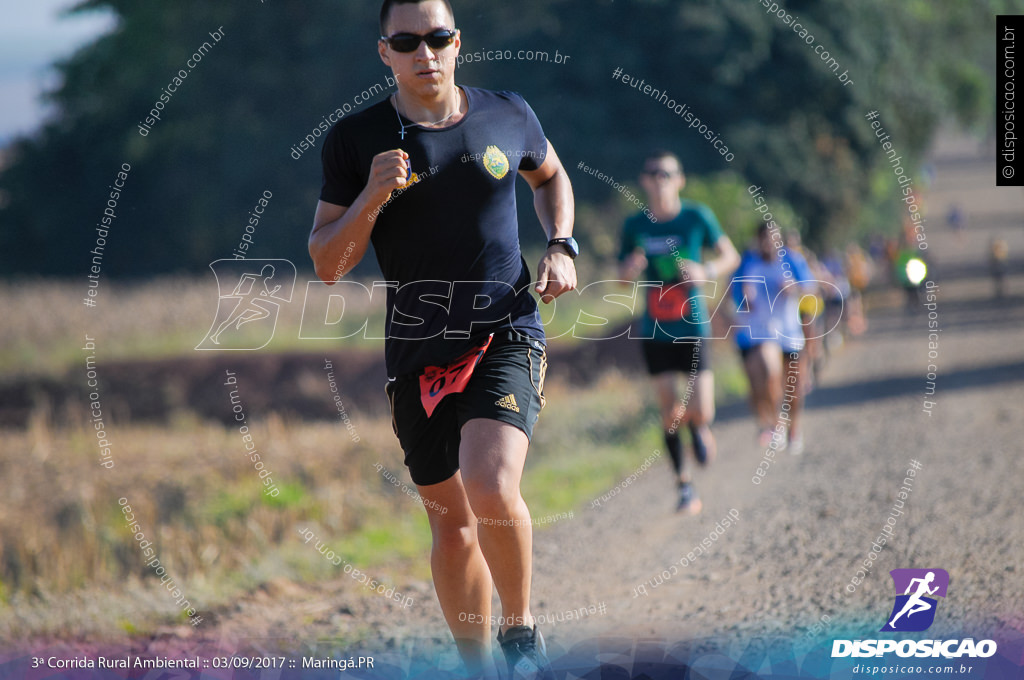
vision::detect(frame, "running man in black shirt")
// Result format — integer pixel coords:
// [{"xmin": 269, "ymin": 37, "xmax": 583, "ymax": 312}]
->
[{"xmin": 308, "ymin": 1, "xmax": 576, "ymax": 676}]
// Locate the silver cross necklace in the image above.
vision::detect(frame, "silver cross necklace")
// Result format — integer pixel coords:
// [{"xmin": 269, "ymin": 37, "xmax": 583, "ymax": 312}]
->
[{"xmin": 393, "ymin": 90, "xmax": 462, "ymax": 140}]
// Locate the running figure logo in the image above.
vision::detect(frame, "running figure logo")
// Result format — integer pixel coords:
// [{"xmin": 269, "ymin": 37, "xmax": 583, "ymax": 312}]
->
[
  {"xmin": 881, "ymin": 568, "xmax": 949, "ymax": 632},
  {"xmin": 196, "ymin": 259, "xmax": 296, "ymax": 350}
]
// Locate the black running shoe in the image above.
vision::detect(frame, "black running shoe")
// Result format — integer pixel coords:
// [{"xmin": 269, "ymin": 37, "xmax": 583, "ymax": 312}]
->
[
  {"xmin": 676, "ymin": 482, "xmax": 703, "ymax": 515},
  {"xmin": 497, "ymin": 625, "xmax": 555, "ymax": 680}
]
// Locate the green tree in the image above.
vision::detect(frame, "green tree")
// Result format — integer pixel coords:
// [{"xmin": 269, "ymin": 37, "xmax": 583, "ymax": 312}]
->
[{"xmin": 0, "ymin": 0, "xmax": 1001, "ymax": 277}]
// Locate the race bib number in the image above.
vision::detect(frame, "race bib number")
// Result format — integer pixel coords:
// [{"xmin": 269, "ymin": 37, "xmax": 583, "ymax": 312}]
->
[
  {"xmin": 418, "ymin": 335, "xmax": 494, "ymax": 417},
  {"xmin": 647, "ymin": 282, "xmax": 693, "ymax": 322}
]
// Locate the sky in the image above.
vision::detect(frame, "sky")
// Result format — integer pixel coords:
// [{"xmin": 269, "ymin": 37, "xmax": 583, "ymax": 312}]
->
[{"xmin": 0, "ymin": 0, "xmax": 115, "ymax": 145}]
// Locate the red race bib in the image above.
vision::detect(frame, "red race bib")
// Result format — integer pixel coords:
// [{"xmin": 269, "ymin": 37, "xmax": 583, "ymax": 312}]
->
[
  {"xmin": 418, "ymin": 334, "xmax": 494, "ymax": 417},
  {"xmin": 647, "ymin": 282, "xmax": 693, "ymax": 322}
]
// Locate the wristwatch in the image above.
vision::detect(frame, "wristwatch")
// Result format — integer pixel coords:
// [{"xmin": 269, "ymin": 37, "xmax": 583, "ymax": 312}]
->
[{"xmin": 547, "ymin": 237, "xmax": 580, "ymax": 259}]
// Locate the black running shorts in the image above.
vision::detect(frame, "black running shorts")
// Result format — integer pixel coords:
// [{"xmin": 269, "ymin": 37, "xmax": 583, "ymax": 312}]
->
[
  {"xmin": 384, "ymin": 331, "xmax": 547, "ymax": 487},
  {"xmin": 641, "ymin": 338, "xmax": 710, "ymax": 375}
]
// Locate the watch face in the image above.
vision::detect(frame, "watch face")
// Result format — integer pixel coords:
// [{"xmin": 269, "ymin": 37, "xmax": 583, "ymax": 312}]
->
[{"xmin": 561, "ymin": 238, "xmax": 579, "ymax": 257}]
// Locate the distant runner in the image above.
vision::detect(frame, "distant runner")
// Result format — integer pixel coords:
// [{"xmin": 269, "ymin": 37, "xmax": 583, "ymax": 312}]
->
[
  {"xmin": 990, "ymin": 237, "xmax": 1009, "ymax": 299},
  {"xmin": 730, "ymin": 224, "xmax": 815, "ymax": 454},
  {"xmin": 308, "ymin": 1, "xmax": 577, "ymax": 677},
  {"xmin": 619, "ymin": 150, "xmax": 739, "ymax": 514}
]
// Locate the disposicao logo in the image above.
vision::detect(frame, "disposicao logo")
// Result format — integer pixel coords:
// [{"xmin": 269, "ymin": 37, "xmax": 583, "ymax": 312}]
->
[
  {"xmin": 882, "ymin": 568, "xmax": 948, "ymax": 632},
  {"xmin": 196, "ymin": 260, "xmax": 296, "ymax": 350},
  {"xmin": 832, "ymin": 568, "xmax": 997, "ymax": 659}
]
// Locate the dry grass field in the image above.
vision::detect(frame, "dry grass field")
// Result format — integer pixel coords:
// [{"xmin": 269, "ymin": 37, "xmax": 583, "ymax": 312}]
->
[
  {"xmin": 0, "ymin": 298, "xmax": 657, "ymax": 641},
  {"xmin": 0, "ymin": 266, "xmax": 750, "ymax": 643}
]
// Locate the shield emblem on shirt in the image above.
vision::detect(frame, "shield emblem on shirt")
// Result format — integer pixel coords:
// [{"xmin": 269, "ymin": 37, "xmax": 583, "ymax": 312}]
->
[{"xmin": 483, "ymin": 145, "xmax": 509, "ymax": 180}]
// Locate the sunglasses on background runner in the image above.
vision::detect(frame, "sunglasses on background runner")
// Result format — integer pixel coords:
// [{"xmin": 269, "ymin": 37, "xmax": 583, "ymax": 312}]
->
[
  {"xmin": 642, "ymin": 169, "xmax": 678, "ymax": 179},
  {"xmin": 381, "ymin": 29, "xmax": 458, "ymax": 53}
]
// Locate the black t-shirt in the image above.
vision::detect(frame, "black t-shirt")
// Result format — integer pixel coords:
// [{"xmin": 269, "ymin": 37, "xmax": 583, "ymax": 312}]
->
[{"xmin": 320, "ymin": 86, "xmax": 548, "ymax": 378}]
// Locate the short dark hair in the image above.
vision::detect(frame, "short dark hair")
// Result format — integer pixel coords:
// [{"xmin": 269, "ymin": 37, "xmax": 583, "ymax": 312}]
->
[
  {"xmin": 380, "ymin": 0, "xmax": 455, "ymax": 36},
  {"xmin": 643, "ymin": 149, "xmax": 684, "ymax": 175}
]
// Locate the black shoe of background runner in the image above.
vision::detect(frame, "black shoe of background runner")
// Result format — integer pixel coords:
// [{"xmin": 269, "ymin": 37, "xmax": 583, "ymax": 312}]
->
[
  {"xmin": 497, "ymin": 625, "xmax": 555, "ymax": 680},
  {"xmin": 690, "ymin": 424, "xmax": 709, "ymax": 466},
  {"xmin": 676, "ymin": 482, "xmax": 703, "ymax": 515}
]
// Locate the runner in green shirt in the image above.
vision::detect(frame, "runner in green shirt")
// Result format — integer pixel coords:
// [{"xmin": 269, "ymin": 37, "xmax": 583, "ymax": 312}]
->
[{"xmin": 619, "ymin": 150, "xmax": 739, "ymax": 514}]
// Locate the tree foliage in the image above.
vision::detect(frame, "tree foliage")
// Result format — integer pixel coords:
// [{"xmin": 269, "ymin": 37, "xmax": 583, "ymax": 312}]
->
[{"xmin": 0, "ymin": 0, "xmax": 999, "ymax": 276}]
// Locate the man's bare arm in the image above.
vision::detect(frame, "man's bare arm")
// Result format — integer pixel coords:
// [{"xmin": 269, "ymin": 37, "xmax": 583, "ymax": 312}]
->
[
  {"xmin": 308, "ymin": 148, "xmax": 410, "ymax": 283},
  {"xmin": 520, "ymin": 141, "xmax": 577, "ymax": 303},
  {"xmin": 705, "ymin": 234, "xmax": 741, "ymax": 281}
]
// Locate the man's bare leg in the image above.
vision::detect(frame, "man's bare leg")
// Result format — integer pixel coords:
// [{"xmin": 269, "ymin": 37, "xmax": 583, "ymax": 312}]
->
[
  {"xmin": 687, "ymin": 370, "xmax": 717, "ymax": 463},
  {"xmin": 654, "ymin": 373, "xmax": 687, "ymax": 482},
  {"xmin": 416, "ymin": 472, "xmax": 495, "ymax": 675},
  {"xmin": 458, "ymin": 418, "xmax": 534, "ymax": 634},
  {"xmin": 654, "ymin": 369, "xmax": 717, "ymax": 465},
  {"xmin": 654, "ymin": 371, "xmax": 713, "ymax": 512},
  {"xmin": 781, "ymin": 349, "xmax": 804, "ymax": 451},
  {"xmin": 744, "ymin": 343, "xmax": 780, "ymax": 431}
]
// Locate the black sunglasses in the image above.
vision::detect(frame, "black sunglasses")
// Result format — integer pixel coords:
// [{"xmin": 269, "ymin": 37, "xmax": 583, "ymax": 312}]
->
[{"xmin": 381, "ymin": 29, "xmax": 457, "ymax": 53}]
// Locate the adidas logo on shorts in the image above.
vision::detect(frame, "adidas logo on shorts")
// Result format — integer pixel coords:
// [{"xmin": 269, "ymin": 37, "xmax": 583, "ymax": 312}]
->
[{"xmin": 495, "ymin": 393, "xmax": 520, "ymax": 413}]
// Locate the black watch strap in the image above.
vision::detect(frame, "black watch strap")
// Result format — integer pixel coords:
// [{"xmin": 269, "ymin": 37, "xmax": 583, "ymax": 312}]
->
[{"xmin": 547, "ymin": 237, "xmax": 579, "ymax": 259}]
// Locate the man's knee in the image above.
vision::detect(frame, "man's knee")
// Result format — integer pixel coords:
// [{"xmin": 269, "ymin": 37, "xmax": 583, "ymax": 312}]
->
[
  {"xmin": 690, "ymin": 408, "xmax": 713, "ymax": 427},
  {"xmin": 459, "ymin": 420, "xmax": 527, "ymax": 518},
  {"xmin": 430, "ymin": 514, "xmax": 478, "ymax": 554},
  {"xmin": 463, "ymin": 476, "xmax": 521, "ymax": 520},
  {"xmin": 691, "ymin": 403, "xmax": 714, "ymax": 426}
]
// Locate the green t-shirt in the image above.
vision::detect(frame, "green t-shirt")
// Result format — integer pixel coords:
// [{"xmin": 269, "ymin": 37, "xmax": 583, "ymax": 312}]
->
[{"xmin": 618, "ymin": 200, "xmax": 724, "ymax": 342}]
